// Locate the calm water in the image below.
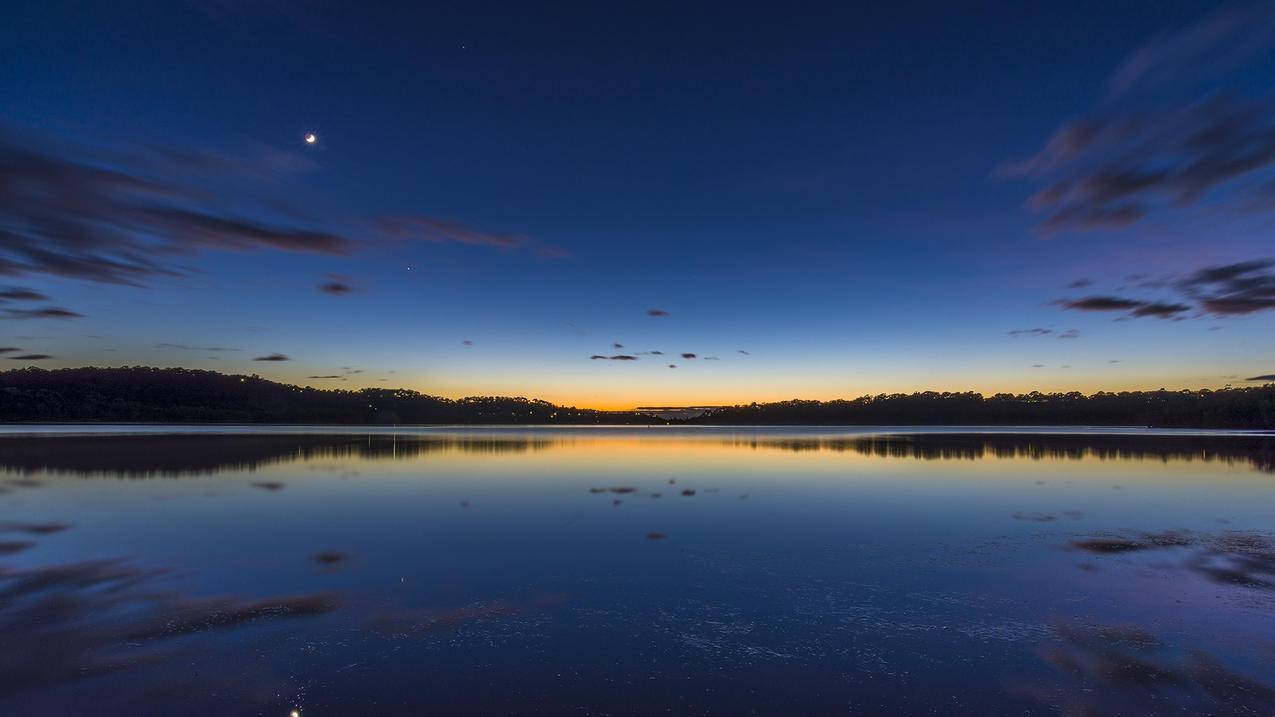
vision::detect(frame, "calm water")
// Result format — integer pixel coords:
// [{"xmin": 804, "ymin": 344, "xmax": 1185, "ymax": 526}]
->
[{"xmin": 1, "ymin": 426, "xmax": 1273, "ymax": 716}]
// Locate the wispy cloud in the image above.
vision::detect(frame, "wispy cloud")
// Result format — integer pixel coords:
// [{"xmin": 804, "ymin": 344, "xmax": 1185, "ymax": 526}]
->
[
  {"xmin": 155, "ymin": 343, "xmax": 241, "ymax": 352},
  {"xmin": 1, "ymin": 307, "xmax": 83, "ymax": 320},
  {"xmin": 252, "ymin": 353, "xmax": 290, "ymax": 361},
  {"xmin": 1178, "ymin": 259, "xmax": 1275, "ymax": 315},
  {"xmin": 590, "ymin": 354, "xmax": 638, "ymax": 361},
  {"xmin": 1008, "ymin": 328, "xmax": 1052, "ymax": 337},
  {"xmin": 376, "ymin": 215, "xmax": 567, "ymax": 257},
  {"xmin": 1003, "ymin": 5, "xmax": 1275, "ymax": 235},
  {"xmin": 1057, "ymin": 295, "xmax": 1190, "ymax": 319},
  {"xmin": 0, "ymin": 287, "xmax": 49, "ymax": 301},
  {"xmin": 1054, "ymin": 258, "xmax": 1275, "ymax": 319},
  {"xmin": 0, "ymin": 128, "xmax": 352, "ymax": 286},
  {"xmin": 646, "ymin": 308, "xmax": 670, "ymax": 317}
]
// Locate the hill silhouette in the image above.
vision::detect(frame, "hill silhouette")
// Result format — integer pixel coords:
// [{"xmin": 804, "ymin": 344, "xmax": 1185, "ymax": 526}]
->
[{"xmin": 0, "ymin": 367, "xmax": 1271, "ymax": 428}]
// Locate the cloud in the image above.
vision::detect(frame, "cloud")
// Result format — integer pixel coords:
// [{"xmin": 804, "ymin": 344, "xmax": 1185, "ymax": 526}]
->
[
  {"xmin": 737, "ymin": 349, "xmax": 750, "ymax": 355},
  {"xmin": 1056, "ymin": 295, "xmax": 1191, "ymax": 320},
  {"xmin": 646, "ymin": 309, "xmax": 670, "ymax": 317},
  {"xmin": 1246, "ymin": 374, "xmax": 1275, "ymax": 381},
  {"xmin": 681, "ymin": 353, "xmax": 696, "ymax": 359},
  {"xmin": 462, "ymin": 340, "xmax": 473, "ymax": 346},
  {"xmin": 0, "ymin": 347, "xmax": 20, "ymax": 353},
  {"xmin": 1058, "ymin": 296, "xmax": 1145, "ymax": 312},
  {"xmin": 0, "ymin": 128, "xmax": 355, "ymax": 286},
  {"xmin": 1057, "ymin": 329, "xmax": 1081, "ymax": 339},
  {"xmin": 375, "ymin": 215, "xmax": 566, "ymax": 257},
  {"xmin": 1107, "ymin": 3, "xmax": 1275, "ymax": 98},
  {"xmin": 703, "ymin": 356, "xmax": 721, "ymax": 360},
  {"xmin": 1003, "ymin": 5, "xmax": 1275, "ymax": 235},
  {"xmin": 668, "ymin": 364, "xmax": 676, "ymax": 368},
  {"xmin": 1065, "ymin": 279, "xmax": 1094, "ymax": 289},
  {"xmin": 1054, "ymin": 259, "xmax": 1275, "ymax": 321},
  {"xmin": 613, "ymin": 342, "xmax": 624, "ymax": 349},
  {"xmin": 308, "ymin": 375, "xmax": 344, "ymax": 379},
  {"xmin": 154, "ymin": 343, "xmax": 240, "ymax": 352},
  {"xmin": 590, "ymin": 354, "xmax": 638, "ymax": 361},
  {"xmin": 252, "ymin": 353, "xmax": 289, "ymax": 361},
  {"xmin": 1008, "ymin": 328, "xmax": 1052, "ymax": 337},
  {"xmin": 0, "ymin": 287, "xmax": 49, "ymax": 301},
  {"xmin": 1131, "ymin": 301, "xmax": 1192, "ymax": 318},
  {"xmin": 1178, "ymin": 259, "xmax": 1275, "ymax": 315},
  {"xmin": 7, "ymin": 354, "xmax": 52, "ymax": 360},
  {"xmin": 318, "ymin": 274, "xmax": 355, "ymax": 295},
  {"xmin": 1, "ymin": 307, "xmax": 82, "ymax": 320}
]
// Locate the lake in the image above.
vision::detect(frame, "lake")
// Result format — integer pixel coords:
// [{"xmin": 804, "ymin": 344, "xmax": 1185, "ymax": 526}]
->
[{"xmin": 1, "ymin": 426, "xmax": 1273, "ymax": 715}]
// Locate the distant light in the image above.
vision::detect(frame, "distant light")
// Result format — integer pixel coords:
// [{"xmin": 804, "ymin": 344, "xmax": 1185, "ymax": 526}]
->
[
  {"xmin": 290, "ymin": 711, "xmax": 301, "ymax": 717},
  {"xmin": 304, "ymin": 133, "xmax": 317, "ymax": 144}
]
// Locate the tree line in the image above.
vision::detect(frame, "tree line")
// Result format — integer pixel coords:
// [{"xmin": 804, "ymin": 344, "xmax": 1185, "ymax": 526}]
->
[
  {"xmin": 0, "ymin": 367, "xmax": 1271, "ymax": 428},
  {"xmin": 0, "ymin": 367, "xmax": 659, "ymax": 424},
  {"xmin": 687, "ymin": 389, "xmax": 1275, "ymax": 429}
]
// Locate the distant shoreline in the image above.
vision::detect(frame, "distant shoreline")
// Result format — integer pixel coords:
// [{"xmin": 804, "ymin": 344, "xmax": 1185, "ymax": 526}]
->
[{"xmin": 1, "ymin": 367, "xmax": 1273, "ymax": 430}]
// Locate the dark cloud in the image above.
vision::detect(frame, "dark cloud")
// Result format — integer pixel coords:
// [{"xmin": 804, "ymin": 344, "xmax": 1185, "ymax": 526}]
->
[
  {"xmin": 646, "ymin": 308, "xmax": 670, "ymax": 317},
  {"xmin": 1057, "ymin": 295, "xmax": 1189, "ymax": 319},
  {"xmin": 1059, "ymin": 296, "xmax": 1144, "ymax": 312},
  {"xmin": 590, "ymin": 354, "xmax": 638, "ymax": 361},
  {"xmin": 318, "ymin": 274, "xmax": 355, "ymax": 295},
  {"xmin": 154, "ymin": 343, "xmax": 240, "ymax": 352},
  {"xmin": 0, "ymin": 347, "xmax": 19, "ymax": 353},
  {"xmin": 307, "ymin": 375, "xmax": 344, "ymax": 379},
  {"xmin": 613, "ymin": 342, "xmax": 624, "ymax": 349},
  {"xmin": 1131, "ymin": 301, "xmax": 1192, "ymax": 318},
  {"xmin": 0, "ymin": 287, "xmax": 49, "ymax": 301},
  {"xmin": 737, "ymin": 349, "xmax": 750, "ymax": 355},
  {"xmin": 0, "ymin": 129, "xmax": 354, "ymax": 287},
  {"xmin": 6, "ymin": 354, "xmax": 52, "ymax": 360},
  {"xmin": 1, "ymin": 307, "xmax": 82, "ymax": 320},
  {"xmin": 1004, "ymin": 4, "xmax": 1275, "ymax": 235},
  {"xmin": 1008, "ymin": 328, "xmax": 1052, "ymax": 337},
  {"xmin": 1247, "ymin": 374, "xmax": 1275, "ymax": 382},
  {"xmin": 1054, "ymin": 259, "xmax": 1275, "ymax": 321},
  {"xmin": 668, "ymin": 364, "xmax": 676, "ymax": 369},
  {"xmin": 681, "ymin": 353, "xmax": 696, "ymax": 359},
  {"xmin": 1178, "ymin": 259, "xmax": 1275, "ymax": 315},
  {"xmin": 252, "ymin": 353, "xmax": 289, "ymax": 361}
]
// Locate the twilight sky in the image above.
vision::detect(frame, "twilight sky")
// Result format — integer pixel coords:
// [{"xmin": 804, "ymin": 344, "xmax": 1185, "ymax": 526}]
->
[{"xmin": 2, "ymin": 0, "xmax": 1274, "ymax": 408}]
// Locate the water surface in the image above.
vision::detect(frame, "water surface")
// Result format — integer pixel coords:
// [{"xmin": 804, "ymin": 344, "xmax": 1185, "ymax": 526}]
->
[{"xmin": 1, "ymin": 426, "xmax": 1273, "ymax": 715}]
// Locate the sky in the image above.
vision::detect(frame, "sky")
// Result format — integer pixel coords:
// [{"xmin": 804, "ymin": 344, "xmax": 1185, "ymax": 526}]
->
[{"xmin": 2, "ymin": 0, "xmax": 1274, "ymax": 409}]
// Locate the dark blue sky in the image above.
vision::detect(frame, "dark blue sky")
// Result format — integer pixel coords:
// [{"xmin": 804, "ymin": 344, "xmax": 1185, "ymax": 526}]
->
[{"xmin": 3, "ymin": 1, "xmax": 1273, "ymax": 406}]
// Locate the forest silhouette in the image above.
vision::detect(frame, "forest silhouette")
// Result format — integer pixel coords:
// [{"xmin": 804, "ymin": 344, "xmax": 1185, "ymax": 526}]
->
[{"xmin": 0, "ymin": 367, "xmax": 1272, "ymax": 429}]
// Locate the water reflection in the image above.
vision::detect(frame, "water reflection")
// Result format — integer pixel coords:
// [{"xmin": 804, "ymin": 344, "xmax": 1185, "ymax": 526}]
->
[
  {"xmin": 0, "ymin": 430, "xmax": 1271, "ymax": 477},
  {"xmin": 0, "ymin": 428, "xmax": 1272, "ymax": 715}
]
